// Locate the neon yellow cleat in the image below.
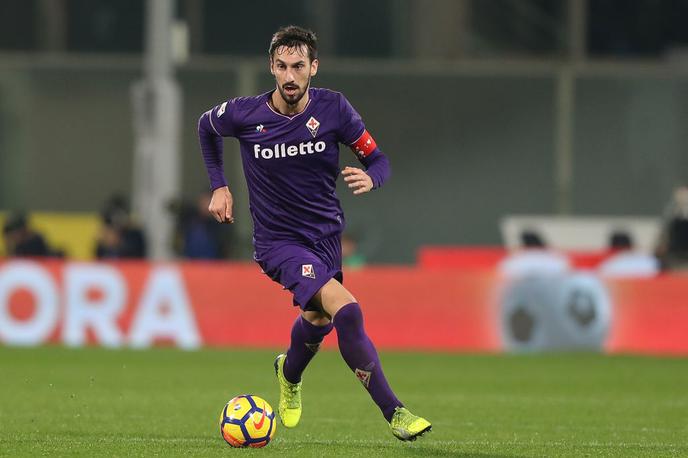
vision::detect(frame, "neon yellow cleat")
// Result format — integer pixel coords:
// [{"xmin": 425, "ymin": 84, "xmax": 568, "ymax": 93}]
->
[
  {"xmin": 389, "ymin": 407, "xmax": 432, "ymax": 441},
  {"xmin": 273, "ymin": 353, "xmax": 302, "ymax": 428}
]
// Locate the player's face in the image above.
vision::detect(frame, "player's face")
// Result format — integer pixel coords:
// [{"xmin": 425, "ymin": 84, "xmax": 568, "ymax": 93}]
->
[{"xmin": 270, "ymin": 45, "xmax": 318, "ymax": 106}]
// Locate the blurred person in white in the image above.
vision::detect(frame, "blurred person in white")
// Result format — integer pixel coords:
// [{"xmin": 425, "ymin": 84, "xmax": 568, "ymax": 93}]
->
[
  {"xmin": 655, "ymin": 185, "xmax": 688, "ymax": 271},
  {"xmin": 499, "ymin": 230, "xmax": 570, "ymax": 278},
  {"xmin": 598, "ymin": 231, "xmax": 659, "ymax": 278}
]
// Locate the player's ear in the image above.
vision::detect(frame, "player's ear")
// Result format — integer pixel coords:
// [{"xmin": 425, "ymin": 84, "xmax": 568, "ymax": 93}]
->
[
  {"xmin": 269, "ymin": 57, "xmax": 275, "ymax": 75},
  {"xmin": 310, "ymin": 58, "xmax": 319, "ymax": 77}
]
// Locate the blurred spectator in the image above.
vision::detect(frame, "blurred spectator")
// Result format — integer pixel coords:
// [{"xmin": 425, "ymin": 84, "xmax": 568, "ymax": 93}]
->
[
  {"xmin": 342, "ymin": 232, "xmax": 366, "ymax": 269},
  {"xmin": 95, "ymin": 195, "xmax": 147, "ymax": 259},
  {"xmin": 655, "ymin": 186, "xmax": 688, "ymax": 271},
  {"xmin": 499, "ymin": 229, "xmax": 570, "ymax": 278},
  {"xmin": 171, "ymin": 192, "xmax": 230, "ymax": 260},
  {"xmin": 598, "ymin": 230, "xmax": 659, "ymax": 278},
  {"xmin": 3, "ymin": 212, "xmax": 62, "ymax": 257}
]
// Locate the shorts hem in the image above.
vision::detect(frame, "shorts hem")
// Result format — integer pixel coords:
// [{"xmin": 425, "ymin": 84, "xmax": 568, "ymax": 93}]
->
[{"xmin": 295, "ymin": 269, "xmax": 343, "ymax": 311}]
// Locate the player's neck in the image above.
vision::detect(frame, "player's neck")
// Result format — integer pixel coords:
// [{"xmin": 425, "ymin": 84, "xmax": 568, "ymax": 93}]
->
[{"xmin": 271, "ymin": 89, "xmax": 310, "ymax": 116}]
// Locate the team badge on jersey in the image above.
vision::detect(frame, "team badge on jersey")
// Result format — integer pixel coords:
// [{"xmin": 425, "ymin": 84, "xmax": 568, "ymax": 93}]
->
[
  {"xmin": 217, "ymin": 101, "xmax": 227, "ymax": 117},
  {"xmin": 355, "ymin": 368, "xmax": 371, "ymax": 388},
  {"xmin": 306, "ymin": 116, "xmax": 320, "ymax": 138},
  {"xmin": 301, "ymin": 264, "xmax": 316, "ymax": 279}
]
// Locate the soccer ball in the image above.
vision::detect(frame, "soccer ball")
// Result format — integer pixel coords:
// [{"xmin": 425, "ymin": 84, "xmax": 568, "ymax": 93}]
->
[
  {"xmin": 219, "ymin": 395, "xmax": 276, "ymax": 448},
  {"xmin": 501, "ymin": 273, "xmax": 610, "ymax": 351}
]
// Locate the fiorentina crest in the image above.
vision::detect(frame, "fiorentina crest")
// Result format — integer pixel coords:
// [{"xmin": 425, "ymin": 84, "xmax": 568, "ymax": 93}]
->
[
  {"xmin": 306, "ymin": 116, "xmax": 320, "ymax": 137},
  {"xmin": 301, "ymin": 264, "xmax": 315, "ymax": 279},
  {"xmin": 355, "ymin": 368, "xmax": 371, "ymax": 388}
]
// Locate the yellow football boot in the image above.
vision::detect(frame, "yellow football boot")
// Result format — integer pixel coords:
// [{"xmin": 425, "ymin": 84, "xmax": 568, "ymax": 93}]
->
[
  {"xmin": 274, "ymin": 353, "xmax": 302, "ymax": 428},
  {"xmin": 389, "ymin": 407, "xmax": 432, "ymax": 441}
]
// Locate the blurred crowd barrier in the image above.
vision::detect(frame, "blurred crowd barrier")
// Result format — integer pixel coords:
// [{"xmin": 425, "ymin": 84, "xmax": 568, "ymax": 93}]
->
[
  {"xmin": 0, "ymin": 212, "xmax": 100, "ymax": 259},
  {"xmin": 1, "ymin": 258, "xmax": 686, "ymax": 355},
  {"xmin": 500, "ymin": 216, "xmax": 661, "ymax": 252}
]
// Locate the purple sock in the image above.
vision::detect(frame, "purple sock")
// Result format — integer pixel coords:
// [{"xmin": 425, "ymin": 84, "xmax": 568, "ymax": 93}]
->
[
  {"xmin": 283, "ymin": 316, "xmax": 333, "ymax": 384},
  {"xmin": 333, "ymin": 302, "xmax": 403, "ymax": 422}
]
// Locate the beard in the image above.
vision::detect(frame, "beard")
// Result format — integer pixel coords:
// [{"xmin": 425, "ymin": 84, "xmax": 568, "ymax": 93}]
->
[{"xmin": 277, "ymin": 76, "xmax": 310, "ymax": 107}]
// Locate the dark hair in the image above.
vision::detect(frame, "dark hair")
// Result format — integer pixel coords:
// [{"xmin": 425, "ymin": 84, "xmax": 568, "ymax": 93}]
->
[
  {"xmin": 520, "ymin": 229, "xmax": 546, "ymax": 248},
  {"xmin": 609, "ymin": 231, "xmax": 633, "ymax": 250},
  {"xmin": 3, "ymin": 212, "xmax": 27, "ymax": 235},
  {"xmin": 269, "ymin": 25, "xmax": 318, "ymax": 62}
]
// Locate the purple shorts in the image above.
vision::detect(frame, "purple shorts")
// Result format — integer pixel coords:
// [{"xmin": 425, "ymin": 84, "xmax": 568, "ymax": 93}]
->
[{"xmin": 254, "ymin": 235, "xmax": 343, "ymax": 311}]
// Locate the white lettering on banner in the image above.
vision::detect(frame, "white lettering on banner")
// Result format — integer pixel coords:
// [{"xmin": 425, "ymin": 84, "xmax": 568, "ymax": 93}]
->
[
  {"xmin": 128, "ymin": 267, "xmax": 201, "ymax": 350},
  {"xmin": 0, "ymin": 261, "xmax": 202, "ymax": 349},
  {"xmin": 0, "ymin": 262, "xmax": 59, "ymax": 345},
  {"xmin": 63, "ymin": 264, "xmax": 126, "ymax": 348}
]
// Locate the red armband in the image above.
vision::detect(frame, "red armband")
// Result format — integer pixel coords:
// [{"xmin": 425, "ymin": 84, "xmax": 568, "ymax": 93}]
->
[{"xmin": 350, "ymin": 130, "xmax": 377, "ymax": 158}]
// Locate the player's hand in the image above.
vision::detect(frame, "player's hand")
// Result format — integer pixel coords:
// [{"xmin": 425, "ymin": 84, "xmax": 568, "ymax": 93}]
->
[
  {"xmin": 342, "ymin": 166, "xmax": 373, "ymax": 195},
  {"xmin": 209, "ymin": 186, "xmax": 235, "ymax": 223}
]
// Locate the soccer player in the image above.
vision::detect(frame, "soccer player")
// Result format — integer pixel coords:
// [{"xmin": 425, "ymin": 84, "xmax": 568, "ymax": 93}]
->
[{"xmin": 197, "ymin": 25, "xmax": 431, "ymax": 441}]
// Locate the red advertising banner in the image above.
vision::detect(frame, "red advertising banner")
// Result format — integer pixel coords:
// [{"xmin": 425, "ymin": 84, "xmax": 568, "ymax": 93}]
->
[
  {"xmin": 605, "ymin": 276, "xmax": 688, "ymax": 355},
  {"xmin": 0, "ymin": 260, "xmax": 687, "ymax": 354}
]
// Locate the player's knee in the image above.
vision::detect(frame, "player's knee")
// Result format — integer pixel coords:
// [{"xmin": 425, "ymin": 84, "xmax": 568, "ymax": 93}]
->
[
  {"xmin": 332, "ymin": 302, "xmax": 364, "ymax": 334},
  {"xmin": 317, "ymin": 279, "xmax": 356, "ymax": 317},
  {"xmin": 301, "ymin": 310, "xmax": 331, "ymax": 326}
]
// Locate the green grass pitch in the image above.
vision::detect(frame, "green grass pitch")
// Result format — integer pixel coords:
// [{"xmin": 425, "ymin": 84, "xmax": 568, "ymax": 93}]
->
[{"xmin": 1, "ymin": 347, "xmax": 686, "ymax": 457}]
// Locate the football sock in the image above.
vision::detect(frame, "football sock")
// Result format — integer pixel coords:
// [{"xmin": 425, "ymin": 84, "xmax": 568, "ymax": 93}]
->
[
  {"xmin": 283, "ymin": 315, "xmax": 333, "ymax": 384},
  {"xmin": 333, "ymin": 302, "xmax": 402, "ymax": 422}
]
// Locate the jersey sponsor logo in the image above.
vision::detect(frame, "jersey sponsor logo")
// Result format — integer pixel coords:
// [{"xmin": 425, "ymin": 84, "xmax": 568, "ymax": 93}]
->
[
  {"xmin": 301, "ymin": 264, "xmax": 315, "ymax": 279},
  {"xmin": 256, "ymin": 124, "xmax": 266, "ymax": 133},
  {"xmin": 306, "ymin": 116, "xmax": 320, "ymax": 137},
  {"xmin": 217, "ymin": 101, "xmax": 227, "ymax": 117},
  {"xmin": 253, "ymin": 141, "xmax": 326, "ymax": 160},
  {"xmin": 355, "ymin": 368, "xmax": 371, "ymax": 388},
  {"xmin": 351, "ymin": 130, "xmax": 377, "ymax": 158}
]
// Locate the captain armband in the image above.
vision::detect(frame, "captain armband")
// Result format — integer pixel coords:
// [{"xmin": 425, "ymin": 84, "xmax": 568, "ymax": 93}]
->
[{"xmin": 349, "ymin": 130, "xmax": 377, "ymax": 159}]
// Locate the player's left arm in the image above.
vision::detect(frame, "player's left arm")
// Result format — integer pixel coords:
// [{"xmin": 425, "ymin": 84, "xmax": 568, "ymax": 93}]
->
[{"xmin": 342, "ymin": 129, "xmax": 391, "ymax": 195}]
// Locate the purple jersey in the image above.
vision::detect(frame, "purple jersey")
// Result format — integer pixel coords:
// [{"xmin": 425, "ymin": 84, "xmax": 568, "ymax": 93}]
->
[{"xmin": 198, "ymin": 87, "xmax": 390, "ymax": 247}]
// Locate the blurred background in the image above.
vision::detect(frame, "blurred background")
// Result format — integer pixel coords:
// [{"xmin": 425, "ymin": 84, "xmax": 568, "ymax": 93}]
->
[
  {"xmin": 3, "ymin": 4, "xmax": 688, "ymax": 455},
  {"xmin": 1, "ymin": 0, "xmax": 688, "ymax": 354},
  {"xmin": 1, "ymin": 0, "xmax": 687, "ymax": 263}
]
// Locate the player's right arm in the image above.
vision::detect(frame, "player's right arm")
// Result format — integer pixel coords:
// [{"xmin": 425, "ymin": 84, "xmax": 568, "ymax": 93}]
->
[{"xmin": 197, "ymin": 100, "xmax": 237, "ymax": 223}]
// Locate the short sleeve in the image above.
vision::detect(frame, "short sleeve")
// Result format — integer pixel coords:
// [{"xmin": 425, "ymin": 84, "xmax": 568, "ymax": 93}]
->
[
  {"xmin": 337, "ymin": 93, "xmax": 366, "ymax": 145},
  {"xmin": 207, "ymin": 98, "xmax": 237, "ymax": 137}
]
